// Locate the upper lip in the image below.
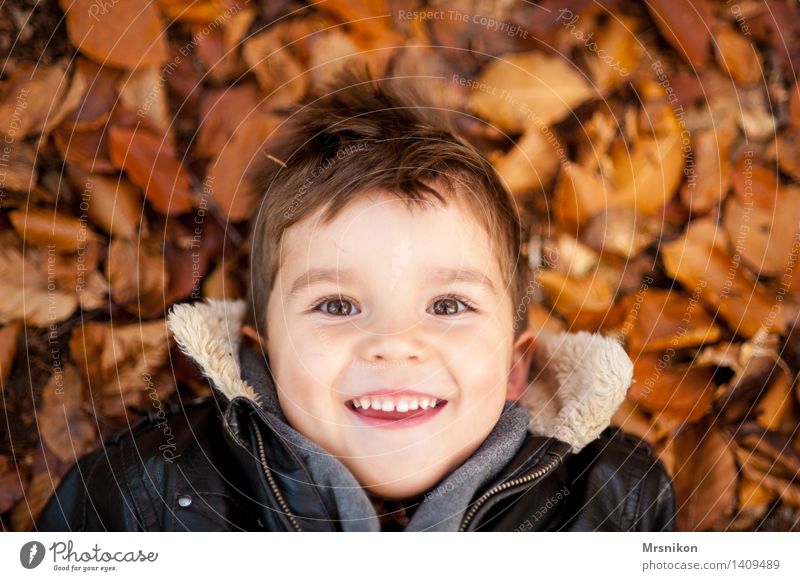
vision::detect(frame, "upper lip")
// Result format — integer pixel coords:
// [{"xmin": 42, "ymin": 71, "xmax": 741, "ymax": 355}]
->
[{"xmin": 344, "ymin": 389, "xmax": 447, "ymax": 401}]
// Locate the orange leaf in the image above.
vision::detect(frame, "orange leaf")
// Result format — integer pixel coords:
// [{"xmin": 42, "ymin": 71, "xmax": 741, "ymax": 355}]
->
[{"xmin": 108, "ymin": 127, "xmax": 193, "ymax": 215}]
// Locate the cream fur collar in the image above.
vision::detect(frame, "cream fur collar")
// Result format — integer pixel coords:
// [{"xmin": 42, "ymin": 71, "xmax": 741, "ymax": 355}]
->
[{"xmin": 166, "ymin": 299, "xmax": 633, "ymax": 454}]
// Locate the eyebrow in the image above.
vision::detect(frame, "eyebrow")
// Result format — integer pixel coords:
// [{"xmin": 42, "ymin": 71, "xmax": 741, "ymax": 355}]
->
[{"xmin": 288, "ymin": 266, "xmax": 498, "ymax": 297}]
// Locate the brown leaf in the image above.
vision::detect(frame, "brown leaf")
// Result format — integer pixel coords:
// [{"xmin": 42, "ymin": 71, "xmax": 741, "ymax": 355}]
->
[
  {"xmin": 553, "ymin": 163, "xmax": 611, "ymax": 231},
  {"xmin": 622, "ymin": 289, "xmax": 722, "ymax": 356},
  {"xmin": 204, "ymin": 112, "xmax": 277, "ymax": 222},
  {"xmin": 0, "ymin": 320, "xmax": 23, "ymax": 387},
  {"xmin": 116, "ymin": 67, "xmax": 171, "ymax": 135},
  {"xmin": 0, "ymin": 456, "xmax": 26, "ymax": 514},
  {"xmin": 679, "ymin": 125, "xmax": 736, "ymax": 214},
  {"xmin": 66, "ymin": 164, "xmax": 143, "ymax": 239},
  {"xmin": 108, "ymin": 126, "xmax": 194, "ymax": 215},
  {"xmin": 493, "ymin": 126, "xmax": 561, "ymax": 195},
  {"xmin": 714, "ymin": 25, "xmax": 762, "ymax": 86},
  {"xmin": 196, "ymin": 83, "xmax": 262, "ymax": 158},
  {"xmin": 0, "ymin": 62, "xmax": 70, "ymax": 138},
  {"xmin": 646, "ymin": 0, "xmax": 713, "ymax": 69},
  {"xmin": 59, "ymin": 58, "xmax": 121, "ymax": 131},
  {"xmin": 243, "ymin": 25, "xmax": 309, "ymax": 110},
  {"xmin": 610, "ymin": 130, "xmax": 685, "ymax": 215},
  {"xmin": 106, "ymin": 237, "xmax": 169, "ymax": 316},
  {"xmin": 0, "ymin": 141, "xmax": 38, "ymax": 192},
  {"xmin": 468, "ymin": 52, "xmax": 593, "ymax": 132},
  {"xmin": 629, "ymin": 352, "xmax": 715, "ymax": 423},
  {"xmin": 587, "ymin": 14, "xmax": 640, "ymax": 94},
  {"xmin": 69, "ymin": 319, "xmax": 172, "ymax": 418},
  {"xmin": 9, "ymin": 208, "xmax": 100, "ymax": 253},
  {"xmin": 670, "ymin": 420, "xmax": 738, "ymax": 530},
  {"xmin": 62, "ymin": 0, "xmax": 168, "ymax": 69},
  {"xmin": 156, "ymin": 0, "xmax": 242, "ymax": 23},
  {"xmin": 723, "ymin": 185, "xmax": 800, "ymax": 277},
  {"xmin": 0, "ymin": 238, "xmax": 78, "ymax": 326},
  {"xmin": 537, "ymin": 269, "xmax": 614, "ymax": 322},
  {"xmin": 10, "ymin": 470, "xmax": 59, "ymax": 532},
  {"xmin": 734, "ymin": 426, "xmax": 800, "ymax": 509},
  {"xmin": 662, "ymin": 220, "xmax": 784, "ymax": 338},
  {"xmin": 776, "ymin": 128, "xmax": 800, "ymax": 182},
  {"xmin": 39, "ymin": 366, "xmax": 97, "ymax": 463}
]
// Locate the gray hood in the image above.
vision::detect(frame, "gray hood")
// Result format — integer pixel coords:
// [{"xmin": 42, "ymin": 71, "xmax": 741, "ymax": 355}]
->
[{"xmin": 166, "ymin": 299, "xmax": 634, "ymax": 531}]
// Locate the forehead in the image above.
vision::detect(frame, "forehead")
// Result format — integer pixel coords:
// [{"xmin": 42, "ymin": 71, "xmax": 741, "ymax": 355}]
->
[{"xmin": 277, "ymin": 189, "xmax": 504, "ymax": 284}]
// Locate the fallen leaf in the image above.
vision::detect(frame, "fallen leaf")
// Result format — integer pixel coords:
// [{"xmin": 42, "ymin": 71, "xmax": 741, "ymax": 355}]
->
[
  {"xmin": 9, "ymin": 208, "xmax": 101, "ymax": 253},
  {"xmin": 38, "ymin": 366, "xmax": 97, "ymax": 463},
  {"xmin": 622, "ymin": 289, "xmax": 722, "ymax": 356},
  {"xmin": 106, "ymin": 237, "xmax": 169, "ymax": 316},
  {"xmin": 65, "ymin": 164, "xmax": 143, "ymax": 239},
  {"xmin": 646, "ymin": 0, "xmax": 713, "ymax": 69},
  {"xmin": 468, "ymin": 52, "xmax": 593, "ymax": 132},
  {"xmin": 0, "ymin": 321, "xmax": 22, "ymax": 387},
  {"xmin": 493, "ymin": 125, "xmax": 562, "ymax": 195},
  {"xmin": 108, "ymin": 126, "xmax": 194, "ymax": 215},
  {"xmin": 62, "ymin": 0, "xmax": 169, "ymax": 69},
  {"xmin": 0, "ymin": 62, "xmax": 70, "ymax": 138},
  {"xmin": 714, "ymin": 25, "xmax": 762, "ymax": 86},
  {"xmin": 629, "ymin": 351, "xmax": 715, "ymax": 423},
  {"xmin": 670, "ymin": 420, "xmax": 737, "ymax": 530},
  {"xmin": 662, "ymin": 220, "xmax": 784, "ymax": 338},
  {"xmin": 553, "ymin": 163, "xmax": 611, "ymax": 231},
  {"xmin": 679, "ymin": 124, "xmax": 736, "ymax": 214}
]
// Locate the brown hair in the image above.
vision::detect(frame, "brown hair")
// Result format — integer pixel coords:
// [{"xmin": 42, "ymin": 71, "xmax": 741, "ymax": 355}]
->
[{"xmin": 245, "ymin": 65, "xmax": 530, "ymax": 340}]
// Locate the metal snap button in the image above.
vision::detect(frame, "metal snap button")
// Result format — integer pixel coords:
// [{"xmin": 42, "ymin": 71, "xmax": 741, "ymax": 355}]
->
[{"xmin": 178, "ymin": 495, "xmax": 192, "ymax": 508}]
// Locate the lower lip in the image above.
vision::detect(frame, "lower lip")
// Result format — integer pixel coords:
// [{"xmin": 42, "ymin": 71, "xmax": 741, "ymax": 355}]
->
[{"xmin": 346, "ymin": 401, "xmax": 447, "ymax": 429}]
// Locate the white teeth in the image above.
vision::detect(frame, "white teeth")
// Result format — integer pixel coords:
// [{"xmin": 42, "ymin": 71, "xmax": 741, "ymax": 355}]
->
[{"xmin": 350, "ymin": 396, "xmax": 444, "ymax": 413}]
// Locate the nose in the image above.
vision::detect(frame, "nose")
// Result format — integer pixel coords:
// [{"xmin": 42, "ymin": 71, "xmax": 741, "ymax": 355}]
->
[{"xmin": 356, "ymin": 310, "xmax": 430, "ymax": 365}]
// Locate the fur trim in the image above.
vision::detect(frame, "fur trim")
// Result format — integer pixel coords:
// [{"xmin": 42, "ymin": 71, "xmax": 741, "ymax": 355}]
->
[
  {"xmin": 522, "ymin": 330, "xmax": 632, "ymax": 453},
  {"xmin": 167, "ymin": 299, "xmax": 632, "ymax": 453}
]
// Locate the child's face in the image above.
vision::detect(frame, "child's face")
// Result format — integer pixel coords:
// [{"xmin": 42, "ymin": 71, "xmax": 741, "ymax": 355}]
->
[{"xmin": 265, "ymin": 189, "xmax": 534, "ymax": 500}]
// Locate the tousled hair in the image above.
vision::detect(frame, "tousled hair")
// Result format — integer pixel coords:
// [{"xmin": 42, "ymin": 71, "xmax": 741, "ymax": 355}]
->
[{"xmin": 245, "ymin": 64, "xmax": 531, "ymax": 341}]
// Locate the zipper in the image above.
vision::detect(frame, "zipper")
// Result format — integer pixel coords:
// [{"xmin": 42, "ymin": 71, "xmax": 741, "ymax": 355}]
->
[
  {"xmin": 458, "ymin": 452, "xmax": 562, "ymax": 532},
  {"xmin": 249, "ymin": 415, "xmax": 304, "ymax": 532}
]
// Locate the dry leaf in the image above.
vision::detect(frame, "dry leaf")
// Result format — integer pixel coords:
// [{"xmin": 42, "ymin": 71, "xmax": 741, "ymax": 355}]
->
[
  {"xmin": 646, "ymin": 0, "xmax": 713, "ymax": 69},
  {"xmin": 662, "ymin": 220, "xmax": 784, "ymax": 338},
  {"xmin": 108, "ymin": 126, "xmax": 194, "ymax": 215},
  {"xmin": 39, "ymin": 366, "xmax": 97, "ymax": 463},
  {"xmin": 714, "ymin": 25, "xmax": 761, "ymax": 86},
  {"xmin": 629, "ymin": 351, "xmax": 715, "ymax": 423},
  {"xmin": 106, "ymin": 237, "xmax": 169, "ymax": 316},
  {"xmin": 622, "ymin": 289, "xmax": 722, "ymax": 356},
  {"xmin": 468, "ymin": 52, "xmax": 593, "ymax": 132},
  {"xmin": 493, "ymin": 126, "xmax": 561, "ymax": 195},
  {"xmin": 0, "ymin": 62, "xmax": 70, "ymax": 138},
  {"xmin": 65, "ymin": 164, "xmax": 143, "ymax": 239},
  {"xmin": 679, "ymin": 125, "xmax": 736, "ymax": 214},
  {"xmin": 0, "ymin": 321, "xmax": 22, "ymax": 387},
  {"xmin": 9, "ymin": 208, "xmax": 101, "ymax": 253},
  {"xmin": 670, "ymin": 421, "xmax": 737, "ymax": 530},
  {"xmin": 553, "ymin": 163, "xmax": 611, "ymax": 231},
  {"xmin": 62, "ymin": 0, "xmax": 168, "ymax": 69}
]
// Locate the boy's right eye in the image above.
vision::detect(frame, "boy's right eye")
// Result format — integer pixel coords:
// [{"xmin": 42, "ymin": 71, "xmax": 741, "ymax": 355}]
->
[{"xmin": 311, "ymin": 296, "xmax": 360, "ymax": 316}]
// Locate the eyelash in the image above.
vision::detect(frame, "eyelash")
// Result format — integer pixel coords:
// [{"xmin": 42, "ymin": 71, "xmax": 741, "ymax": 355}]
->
[{"xmin": 307, "ymin": 294, "xmax": 478, "ymax": 316}]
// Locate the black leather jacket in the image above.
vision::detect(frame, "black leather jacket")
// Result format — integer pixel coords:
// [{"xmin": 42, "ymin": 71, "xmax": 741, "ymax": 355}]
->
[{"xmin": 35, "ymin": 393, "xmax": 676, "ymax": 532}]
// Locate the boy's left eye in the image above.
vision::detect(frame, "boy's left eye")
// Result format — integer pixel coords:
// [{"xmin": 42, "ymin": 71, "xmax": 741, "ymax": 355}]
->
[{"xmin": 428, "ymin": 297, "xmax": 474, "ymax": 316}]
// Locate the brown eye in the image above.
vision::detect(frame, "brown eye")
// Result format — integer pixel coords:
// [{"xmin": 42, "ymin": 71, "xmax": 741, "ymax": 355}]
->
[
  {"xmin": 430, "ymin": 297, "xmax": 469, "ymax": 316},
  {"xmin": 318, "ymin": 297, "xmax": 359, "ymax": 316}
]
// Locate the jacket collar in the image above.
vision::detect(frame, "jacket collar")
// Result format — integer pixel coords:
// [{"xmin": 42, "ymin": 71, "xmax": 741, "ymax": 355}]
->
[{"xmin": 166, "ymin": 298, "xmax": 633, "ymax": 454}]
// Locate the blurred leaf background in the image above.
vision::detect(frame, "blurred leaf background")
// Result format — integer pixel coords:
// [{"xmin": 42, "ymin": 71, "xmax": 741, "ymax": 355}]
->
[{"xmin": 1, "ymin": 0, "xmax": 799, "ymax": 531}]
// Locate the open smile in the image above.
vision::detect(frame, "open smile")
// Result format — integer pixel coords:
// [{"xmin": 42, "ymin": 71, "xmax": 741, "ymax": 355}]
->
[{"xmin": 345, "ymin": 395, "xmax": 448, "ymax": 429}]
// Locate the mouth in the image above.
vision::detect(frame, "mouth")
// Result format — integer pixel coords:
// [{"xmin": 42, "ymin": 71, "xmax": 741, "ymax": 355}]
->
[{"xmin": 345, "ymin": 395, "xmax": 448, "ymax": 429}]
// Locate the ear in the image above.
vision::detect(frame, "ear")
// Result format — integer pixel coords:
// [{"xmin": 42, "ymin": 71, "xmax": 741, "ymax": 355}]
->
[
  {"xmin": 241, "ymin": 323, "xmax": 267, "ymax": 353},
  {"xmin": 507, "ymin": 327, "xmax": 536, "ymax": 401}
]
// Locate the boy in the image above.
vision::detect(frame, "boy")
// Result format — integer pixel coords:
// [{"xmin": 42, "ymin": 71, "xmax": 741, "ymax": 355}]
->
[{"xmin": 36, "ymin": 67, "xmax": 675, "ymax": 532}]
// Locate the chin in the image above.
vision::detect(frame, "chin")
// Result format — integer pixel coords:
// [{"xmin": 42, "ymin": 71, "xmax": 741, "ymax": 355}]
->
[{"xmin": 347, "ymin": 456, "xmax": 459, "ymax": 502}]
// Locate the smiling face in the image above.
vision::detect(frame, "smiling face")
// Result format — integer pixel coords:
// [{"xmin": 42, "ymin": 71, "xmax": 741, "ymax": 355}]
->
[{"xmin": 265, "ymin": 189, "xmax": 534, "ymax": 501}]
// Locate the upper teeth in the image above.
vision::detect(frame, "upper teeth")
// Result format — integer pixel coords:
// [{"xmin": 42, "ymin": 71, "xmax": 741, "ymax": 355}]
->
[{"xmin": 353, "ymin": 396, "xmax": 440, "ymax": 412}]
